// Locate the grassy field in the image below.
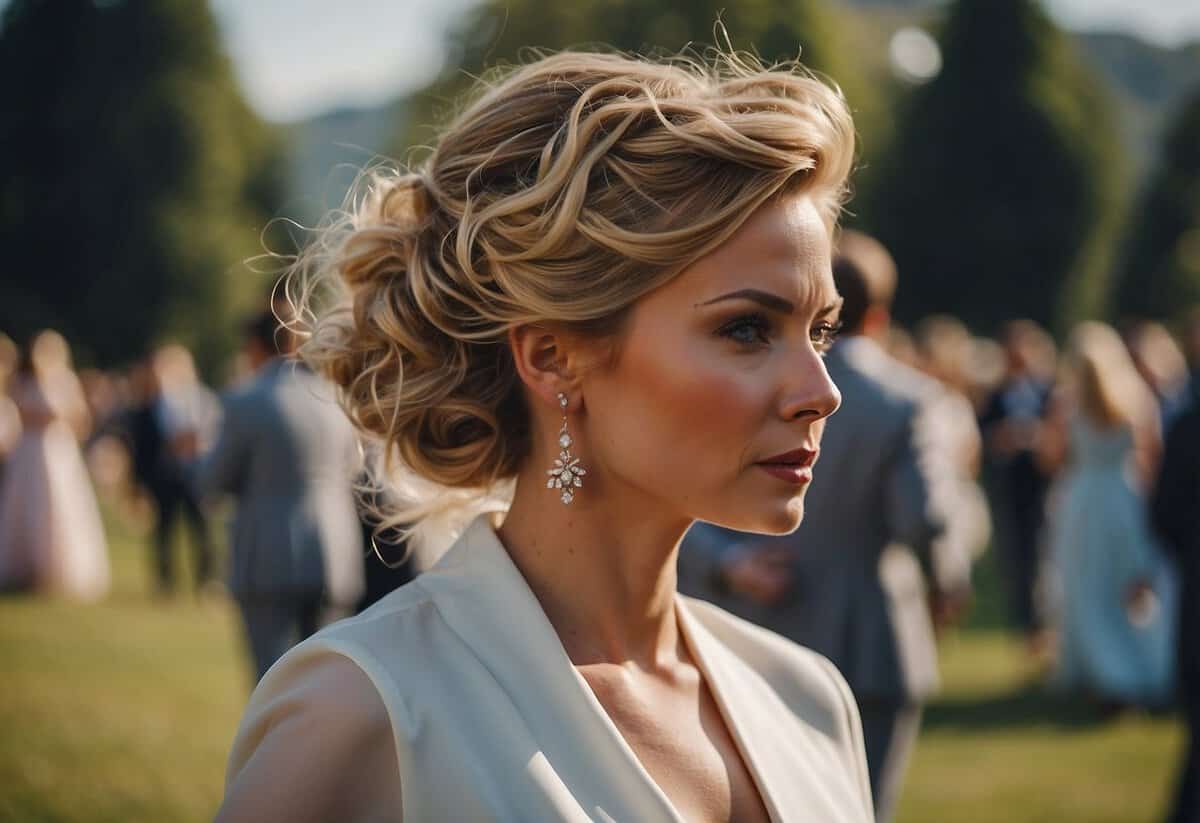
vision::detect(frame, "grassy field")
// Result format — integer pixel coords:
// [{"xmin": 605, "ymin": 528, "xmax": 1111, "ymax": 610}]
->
[{"xmin": 0, "ymin": 504, "xmax": 1185, "ymax": 821}]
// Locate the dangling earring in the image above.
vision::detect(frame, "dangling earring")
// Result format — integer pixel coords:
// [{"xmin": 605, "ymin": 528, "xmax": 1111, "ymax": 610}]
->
[{"xmin": 546, "ymin": 392, "xmax": 586, "ymax": 504}]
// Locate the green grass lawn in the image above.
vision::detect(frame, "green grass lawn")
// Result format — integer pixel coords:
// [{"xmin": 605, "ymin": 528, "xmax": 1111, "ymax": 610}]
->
[{"xmin": 0, "ymin": 504, "xmax": 1186, "ymax": 821}]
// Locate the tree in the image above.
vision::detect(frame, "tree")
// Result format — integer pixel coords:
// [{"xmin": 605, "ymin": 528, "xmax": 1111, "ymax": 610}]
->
[
  {"xmin": 1110, "ymin": 87, "xmax": 1200, "ymax": 322},
  {"xmin": 865, "ymin": 0, "xmax": 1126, "ymax": 334},
  {"xmin": 0, "ymin": 0, "xmax": 285, "ymax": 374},
  {"xmin": 399, "ymin": 0, "xmax": 878, "ymax": 165}
]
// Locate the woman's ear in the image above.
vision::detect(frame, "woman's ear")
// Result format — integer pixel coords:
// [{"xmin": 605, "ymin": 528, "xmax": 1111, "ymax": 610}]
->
[{"xmin": 508, "ymin": 325, "xmax": 579, "ymax": 409}]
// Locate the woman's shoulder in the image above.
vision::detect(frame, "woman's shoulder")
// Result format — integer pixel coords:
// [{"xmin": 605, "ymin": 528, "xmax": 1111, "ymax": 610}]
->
[
  {"xmin": 220, "ymin": 579, "xmax": 472, "ymax": 819},
  {"xmin": 277, "ymin": 578, "xmax": 459, "ymax": 690},
  {"xmin": 220, "ymin": 629, "xmax": 405, "ymax": 821}
]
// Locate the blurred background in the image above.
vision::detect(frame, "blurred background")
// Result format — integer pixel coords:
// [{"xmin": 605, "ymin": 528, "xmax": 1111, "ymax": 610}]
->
[{"xmin": 1, "ymin": 0, "xmax": 1199, "ymax": 820}]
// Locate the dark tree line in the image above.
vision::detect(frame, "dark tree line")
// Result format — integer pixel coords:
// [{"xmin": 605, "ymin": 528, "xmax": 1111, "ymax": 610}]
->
[{"xmin": 0, "ymin": 0, "xmax": 284, "ymax": 374}]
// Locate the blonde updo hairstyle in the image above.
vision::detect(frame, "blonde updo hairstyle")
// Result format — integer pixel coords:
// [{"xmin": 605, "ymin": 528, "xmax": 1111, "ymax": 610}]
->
[{"xmin": 292, "ymin": 48, "xmax": 855, "ymax": 541}]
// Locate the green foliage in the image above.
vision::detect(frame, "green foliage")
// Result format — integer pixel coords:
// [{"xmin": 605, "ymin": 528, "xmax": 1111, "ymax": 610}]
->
[
  {"xmin": 0, "ymin": 0, "xmax": 285, "ymax": 374},
  {"xmin": 398, "ymin": 0, "xmax": 879, "ymax": 169},
  {"xmin": 1110, "ymin": 88, "xmax": 1200, "ymax": 321},
  {"xmin": 864, "ymin": 0, "xmax": 1127, "ymax": 334}
]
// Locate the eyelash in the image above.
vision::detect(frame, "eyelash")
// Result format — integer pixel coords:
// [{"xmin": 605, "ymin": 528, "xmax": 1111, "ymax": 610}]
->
[
  {"xmin": 718, "ymin": 313, "xmax": 772, "ymax": 347},
  {"xmin": 812, "ymin": 320, "xmax": 843, "ymax": 353},
  {"xmin": 716, "ymin": 314, "xmax": 843, "ymax": 354}
]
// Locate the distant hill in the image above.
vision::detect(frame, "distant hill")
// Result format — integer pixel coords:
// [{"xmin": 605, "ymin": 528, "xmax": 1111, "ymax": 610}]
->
[
  {"xmin": 1074, "ymin": 32, "xmax": 1200, "ymax": 178},
  {"xmin": 279, "ymin": 103, "xmax": 405, "ymax": 226},
  {"xmin": 281, "ymin": 1, "xmax": 1200, "ymax": 213}
]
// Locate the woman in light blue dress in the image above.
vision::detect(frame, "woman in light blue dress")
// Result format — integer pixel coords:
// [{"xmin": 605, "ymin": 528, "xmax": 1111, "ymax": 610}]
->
[{"xmin": 1042, "ymin": 322, "xmax": 1177, "ymax": 707}]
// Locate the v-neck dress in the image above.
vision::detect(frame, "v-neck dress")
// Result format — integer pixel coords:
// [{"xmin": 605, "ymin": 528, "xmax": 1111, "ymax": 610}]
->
[{"xmin": 222, "ymin": 515, "xmax": 875, "ymax": 821}]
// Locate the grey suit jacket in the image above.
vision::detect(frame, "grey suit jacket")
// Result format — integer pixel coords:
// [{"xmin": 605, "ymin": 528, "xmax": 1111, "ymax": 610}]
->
[
  {"xmin": 681, "ymin": 336, "xmax": 962, "ymax": 703},
  {"xmin": 198, "ymin": 359, "xmax": 363, "ymax": 605}
]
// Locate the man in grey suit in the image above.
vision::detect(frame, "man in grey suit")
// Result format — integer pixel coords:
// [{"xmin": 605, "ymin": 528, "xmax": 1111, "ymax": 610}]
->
[
  {"xmin": 680, "ymin": 231, "xmax": 971, "ymax": 822},
  {"xmin": 198, "ymin": 310, "xmax": 363, "ymax": 682}
]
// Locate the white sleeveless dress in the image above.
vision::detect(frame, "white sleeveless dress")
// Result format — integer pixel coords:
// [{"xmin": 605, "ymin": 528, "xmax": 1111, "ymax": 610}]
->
[{"xmin": 221, "ymin": 515, "xmax": 875, "ymax": 821}]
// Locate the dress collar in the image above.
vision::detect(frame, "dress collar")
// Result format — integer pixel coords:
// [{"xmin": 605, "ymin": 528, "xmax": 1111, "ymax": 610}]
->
[{"xmin": 416, "ymin": 514, "xmax": 790, "ymax": 822}]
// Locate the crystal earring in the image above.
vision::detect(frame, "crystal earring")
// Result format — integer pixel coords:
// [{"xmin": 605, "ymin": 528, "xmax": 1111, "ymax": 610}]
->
[{"xmin": 546, "ymin": 392, "xmax": 586, "ymax": 504}]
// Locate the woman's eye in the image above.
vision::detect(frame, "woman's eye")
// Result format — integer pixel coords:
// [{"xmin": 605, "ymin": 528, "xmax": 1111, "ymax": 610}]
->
[
  {"xmin": 717, "ymin": 314, "xmax": 771, "ymax": 347},
  {"xmin": 810, "ymin": 320, "xmax": 843, "ymax": 354}
]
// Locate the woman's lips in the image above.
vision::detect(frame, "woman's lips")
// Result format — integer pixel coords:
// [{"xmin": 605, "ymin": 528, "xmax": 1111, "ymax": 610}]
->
[
  {"xmin": 756, "ymin": 448, "xmax": 817, "ymax": 485},
  {"xmin": 757, "ymin": 463, "xmax": 813, "ymax": 484}
]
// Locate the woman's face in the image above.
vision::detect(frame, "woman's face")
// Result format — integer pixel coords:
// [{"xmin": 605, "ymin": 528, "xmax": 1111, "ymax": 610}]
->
[{"xmin": 580, "ymin": 192, "xmax": 842, "ymax": 534}]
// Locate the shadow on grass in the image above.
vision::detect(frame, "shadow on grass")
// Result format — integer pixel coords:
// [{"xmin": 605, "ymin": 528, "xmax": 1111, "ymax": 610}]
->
[{"xmin": 923, "ymin": 681, "xmax": 1173, "ymax": 732}]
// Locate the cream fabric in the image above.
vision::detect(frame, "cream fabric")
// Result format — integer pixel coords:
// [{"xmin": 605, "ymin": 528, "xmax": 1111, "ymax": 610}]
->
[{"xmin": 220, "ymin": 515, "xmax": 875, "ymax": 822}]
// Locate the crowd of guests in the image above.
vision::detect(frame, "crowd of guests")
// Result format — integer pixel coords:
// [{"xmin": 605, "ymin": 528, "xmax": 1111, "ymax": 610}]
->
[
  {"xmin": 2, "ymin": 245, "xmax": 1199, "ymax": 819},
  {"xmin": 0, "ymin": 306, "xmax": 412, "ymax": 685}
]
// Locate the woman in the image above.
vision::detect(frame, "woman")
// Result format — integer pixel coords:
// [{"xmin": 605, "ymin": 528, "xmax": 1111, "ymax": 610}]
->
[
  {"xmin": 219, "ymin": 49, "xmax": 871, "ymax": 821},
  {"xmin": 1040, "ymin": 322, "xmax": 1176, "ymax": 707},
  {"xmin": 0, "ymin": 330, "xmax": 110, "ymax": 600}
]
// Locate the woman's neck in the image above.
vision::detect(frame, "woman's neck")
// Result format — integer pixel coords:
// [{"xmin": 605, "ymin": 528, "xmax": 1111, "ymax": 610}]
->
[{"xmin": 497, "ymin": 470, "xmax": 690, "ymax": 670}]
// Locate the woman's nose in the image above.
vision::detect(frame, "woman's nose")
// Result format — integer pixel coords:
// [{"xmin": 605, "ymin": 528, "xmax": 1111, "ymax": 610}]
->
[{"xmin": 779, "ymin": 353, "xmax": 841, "ymax": 422}]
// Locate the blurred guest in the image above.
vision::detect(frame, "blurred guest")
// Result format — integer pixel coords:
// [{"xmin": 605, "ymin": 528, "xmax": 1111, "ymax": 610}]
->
[
  {"xmin": 79, "ymin": 368, "xmax": 134, "ymax": 497},
  {"xmin": 0, "ymin": 332, "xmax": 17, "ymax": 393},
  {"xmin": 0, "ymin": 392, "xmax": 18, "ymax": 468},
  {"xmin": 1039, "ymin": 322, "xmax": 1176, "ymax": 708},
  {"xmin": 916, "ymin": 315, "xmax": 992, "ymax": 576},
  {"xmin": 197, "ymin": 311, "xmax": 363, "ymax": 683},
  {"xmin": 78, "ymin": 367, "xmax": 124, "ymax": 428},
  {"xmin": 886, "ymin": 325, "xmax": 921, "ymax": 369},
  {"xmin": 961, "ymin": 335, "xmax": 1007, "ymax": 412},
  {"xmin": 154, "ymin": 344, "xmax": 222, "ymax": 456},
  {"xmin": 681, "ymin": 231, "xmax": 965, "ymax": 822},
  {"xmin": 1152, "ymin": 387, "xmax": 1200, "ymax": 822},
  {"xmin": 1183, "ymin": 307, "xmax": 1200, "ymax": 390},
  {"xmin": 1125, "ymin": 320, "xmax": 1192, "ymax": 430},
  {"xmin": 0, "ymin": 331, "xmax": 110, "ymax": 599},
  {"xmin": 123, "ymin": 350, "xmax": 216, "ymax": 595},
  {"xmin": 979, "ymin": 319, "xmax": 1056, "ymax": 652},
  {"xmin": 0, "ymin": 334, "xmax": 20, "ymax": 473}
]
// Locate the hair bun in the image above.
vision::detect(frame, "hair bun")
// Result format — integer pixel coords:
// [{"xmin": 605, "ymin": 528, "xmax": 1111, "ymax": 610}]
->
[{"xmin": 334, "ymin": 172, "xmax": 432, "ymax": 293}]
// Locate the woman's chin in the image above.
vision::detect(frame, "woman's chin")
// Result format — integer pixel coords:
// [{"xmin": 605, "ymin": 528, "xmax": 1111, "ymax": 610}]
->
[
  {"xmin": 765, "ymin": 500, "xmax": 806, "ymax": 535},
  {"xmin": 706, "ymin": 497, "xmax": 806, "ymax": 536}
]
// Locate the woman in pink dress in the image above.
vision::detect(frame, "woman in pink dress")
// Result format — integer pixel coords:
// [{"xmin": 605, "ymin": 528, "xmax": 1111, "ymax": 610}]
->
[{"xmin": 0, "ymin": 330, "xmax": 110, "ymax": 599}]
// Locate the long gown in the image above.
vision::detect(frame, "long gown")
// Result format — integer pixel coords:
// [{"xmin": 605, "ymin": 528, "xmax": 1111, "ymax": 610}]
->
[
  {"xmin": 1049, "ymin": 416, "xmax": 1177, "ymax": 705},
  {"xmin": 0, "ymin": 371, "xmax": 110, "ymax": 600}
]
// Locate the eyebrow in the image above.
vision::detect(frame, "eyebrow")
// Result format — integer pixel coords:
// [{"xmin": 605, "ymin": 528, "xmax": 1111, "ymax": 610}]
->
[
  {"xmin": 697, "ymin": 290, "xmax": 844, "ymax": 318},
  {"xmin": 819, "ymin": 297, "xmax": 844, "ymax": 317},
  {"xmin": 697, "ymin": 289, "xmax": 795, "ymax": 314}
]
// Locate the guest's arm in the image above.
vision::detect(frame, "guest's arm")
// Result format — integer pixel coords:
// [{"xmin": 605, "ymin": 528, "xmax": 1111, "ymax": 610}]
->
[
  {"xmin": 887, "ymin": 400, "xmax": 969, "ymax": 623},
  {"xmin": 884, "ymin": 404, "xmax": 946, "ymax": 562}
]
